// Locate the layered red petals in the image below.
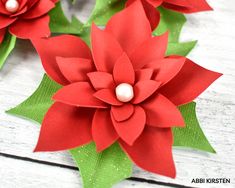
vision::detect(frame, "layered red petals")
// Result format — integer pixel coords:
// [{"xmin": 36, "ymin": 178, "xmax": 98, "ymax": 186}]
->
[
  {"xmin": 92, "ymin": 109, "xmax": 119, "ymax": 152},
  {"xmin": 106, "ymin": 0, "xmax": 152, "ymax": 55},
  {"xmin": 133, "ymin": 80, "xmax": 161, "ymax": 104},
  {"xmin": 160, "ymin": 58, "xmax": 222, "ymax": 106},
  {"xmin": 35, "ymin": 102, "xmax": 93, "ymax": 152},
  {"xmin": 111, "ymin": 106, "xmax": 146, "ymax": 145},
  {"xmin": 111, "ymin": 104, "xmax": 134, "ymax": 122},
  {"xmin": 32, "ymin": 35, "xmax": 92, "ymax": 85},
  {"xmin": 162, "ymin": 0, "xmax": 212, "ymax": 13},
  {"xmin": 130, "ymin": 32, "xmax": 168, "ymax": 69},
  {"xmin": 53, "ymin": 82, "xmax": 107, "ymax": 108},
  {"xmin": 113, "ymin": 53, "xmax": 135, "ymax": 85},
  {"xmin": 94, "ymin": 89, "xmax": 122, "ymax": 106},
  {"xmin": 57, "ymin": 57, "xmax": 94, "ymax": 83},
  {"xmin": 91, "ymin": 24, "xmax": 123, "ymax": 73},
  {"xmin": 142, "ymin": 94, "xmax": 185, "ymax": 127},
  {"xmin": 88, "ymin": 72, "xmax": 115, "ymax": 90},
  {"xmin": 0, "ymin": 29, "xmax": 6, "ymax": 44},
  {"xmin": 119, "ymin": 127, "xmax": 176, "ymax": 178}
]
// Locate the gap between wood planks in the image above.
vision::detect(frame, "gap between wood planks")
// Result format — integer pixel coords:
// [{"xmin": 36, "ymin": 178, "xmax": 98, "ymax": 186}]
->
[{"xmin": 0, "ymin": 152, "xmax": 195, "ymax": 188}]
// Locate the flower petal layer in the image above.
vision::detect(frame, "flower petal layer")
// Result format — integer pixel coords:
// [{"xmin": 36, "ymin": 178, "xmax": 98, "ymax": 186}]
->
[
  {"xmin": 0, "ymin": 28, "xmax": 6, "ymax": 44},
  {"xmin": 106, "ymin": 0, "xmax": 151, "ymax": 55},
  {"xmin": 22, "ymin": 0, "xmax": 55, "ymax": 19},
  {"xmin": 57, "ymin": 57, "xmax": 94, "ymax": 83},
  {"xmin": 113, "ymin": 53, "xmax": 135, "ymax": 85},
  {"xmin": 88, "ymin": 72, "xmax": 115, "ymax": 90},
  {"xmin": 0, "ymin": 15, "xmax": 16, "ymax": 29},
  {"xmin": 111, "ymin": 106, "xmax": 146, "ymax": 145},
  {"xmin": 159, "ymin": 58, "xmax": 222, "ymax": 106},
  {"xmin": 135, "ymin": 69, "xmax": 153, "ymax": 82},
  {"xmin": 53, "ymin": 82, "xmax": 107, "ymax": 108},
  {"xmin": 9, "ymin": 15, "xmax": 50, "ymax": 39},
  {"xmin": 130, "ymin": 32, "xmax": 168, "ymax": 69},
  {"xmin": 91, "ymin": 24, "xmax": 123, "ymax": 73},
  {"xmin": 111, "ymin": 103, "xmax": 135, "ymax": 122},
  {"xmin": 94, "ymin": 89, "xmax": 123, "ymax": 106},
  {"xmin": 133, "ymin": 80, "xmax": 161, "ymax": 104},
  {"xmin": 119, "ymin": 127, "xmax": 176, "ymax": 178},
  {"xmin": 34, "ymin": 102, "xmax": 93, "ymax": 152},
  {"xmin": 32, "ymin": 35, "xmax": 92, "ymax": 85},
  {"xmin": 92, "ymin": 109, "xmax": 119, "ymax": 152},
  {"xmin": 142, "ymin": 94, "xmax": 185, "ymax": 127}
]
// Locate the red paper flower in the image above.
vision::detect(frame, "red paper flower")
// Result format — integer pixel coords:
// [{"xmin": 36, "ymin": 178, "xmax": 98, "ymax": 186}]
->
[
  {"xmin": 0, "ymin": 0, "xmax": 58, "ymax": 44},
  {"xmin": 126, "ymin": 0, "xmax": 212, "ymax": 30},
  {"xmin": 32, "ymin": 1, "xmax": 221, "ymax": 178}
]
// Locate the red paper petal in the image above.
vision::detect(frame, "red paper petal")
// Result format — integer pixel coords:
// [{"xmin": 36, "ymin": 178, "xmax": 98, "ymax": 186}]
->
[
  {"xmin": 34, "ymin": 102, "xmax": 93, "ymax": 152},
  {"xmin": 0, "ymin": 0, "xmax": 11, "ymax": 15},
  {"xmin": 159, "ymin": 58, "xmax": 222, "ymax": 106},
  {"xmin": 113, "ymin": 53, "xmax": 135, "ymax": 85},
  {"xmin": 162, "ymin": 0, "xmax": 212, "ymax": 13},
  {"xmin": 0, "ymin": 28, "xmax": 6, "ymax": 44},
  {"xmin": 106, "ymin": 0, "xmax": 151, "ymax": 56},
  {"xmin": 87, "ymin": 72, "xmax": 115, "ymax": 90},
  {"xmin": 126, "ymin": 0, "xmax": 161, "ymax": 30},
  {"xmin": 22, "ymin": 0, "xmax": 55, "ymax": 19},
  {"xmin": 145, "ymin": 56, "xmax": 186, "ymax": 86},
  {"xmin": 133, "ymin": 80, "xmax": 161, "ymax": 104},
  {"xmin": 142, "ymin": 94, "xmax": 185, "ymax": 127},
  {"xmin": 111, "ymin": 106, "xmax": 146, "ymax": 145},
  {"xmin": 53, "ymin": 82, "xmax": 107, "ymax": 108},
  {"xmin": 57, "ymin": 57, "xmax": 94, "ymax": 83},
  {"xmin": 92, "ymin": 109, "xmax": 119, "ymax": 152},
  {"xmin": 119, "ymin": 127, "xmax": 176, "ymax": 178},
  {"xmin": 94, "ymin": 89, "xmax": 123, "ymax": 106},
  {"xmin": 135, "ymin": 69, "xmax": 153, "ymax": 82},
  {"xmin": 32, "ymin": 35, "xmax": 92, "ymax": 85},
  {"xmin": 0, "ymin": 15, "xmax": 16, "ymax": 29},
  {"xmin": 111, "ymin": 103, "xmax": 134, "ymax": 122},
  {"xmin": 9, "ymin": 15, "xmax": 50, "ymax": 39},
  {"xmin": 129, "ymin": 32, "xmax": 168, "ymax": 69},
  {"xmin": 91, "ymin": 24, "xmax": 123, "ymax": 73}
]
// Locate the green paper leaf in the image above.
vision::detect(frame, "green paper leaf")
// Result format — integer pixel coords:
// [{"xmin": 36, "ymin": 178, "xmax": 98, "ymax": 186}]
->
[
  {"xmin": 7, "ymin": 74, "xmax": 61, "ymax": 124},
  {"xmin": 49, "ymin": 2, "xmax": 83, "ymax": 35},
  {"xmin": 71, "ymin": 142, "xmax": 132, "ymax": 188},
  {"xmin": 174, "ymin": 102, "xmax": 215, "ymax": 153},
  {"xmin": 0, "ymin": 33, "xmax": 16, "ymax": 69},
  {"xmin": 154, "ymin": 7, "xmax": 197, "ymax": 56},
  {"xmin": 85, "ymin": 0, "xmax": 125, "ymax": 26}
]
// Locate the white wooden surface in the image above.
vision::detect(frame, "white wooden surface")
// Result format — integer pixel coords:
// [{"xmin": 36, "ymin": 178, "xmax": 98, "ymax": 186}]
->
[{"xmin": 0, "ymin": 0, "xmax": 235, "ymax": 187}]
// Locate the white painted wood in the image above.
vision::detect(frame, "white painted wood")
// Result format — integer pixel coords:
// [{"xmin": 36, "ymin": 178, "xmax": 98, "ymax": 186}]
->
[{"xmin": 0, "ymin": 0, "xmax": 235, "ymax": 187}]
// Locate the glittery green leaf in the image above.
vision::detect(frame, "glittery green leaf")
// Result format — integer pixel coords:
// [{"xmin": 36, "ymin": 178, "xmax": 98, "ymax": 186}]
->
[
  {"xmin": 0, "ymin": 33, "xmax": 16, "ymax": 69},
  {"xmin": 49, "ymin": 2, "xmax": 83, "ymax": 34},
  {"xmin": 174, "ymin": 102, "xmax": 215, "ymax": 153},
  {"xmin": 71, "ymin": 142, "xmax": 132, "ymax": 188}
]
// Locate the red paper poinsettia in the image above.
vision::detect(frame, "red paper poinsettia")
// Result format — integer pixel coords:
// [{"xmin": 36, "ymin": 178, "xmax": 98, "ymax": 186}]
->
[
  {"xmin": 0, "ymin": 0, "xmax": 58, "ymax": 44},
  {"xmin": 126, "ymin": 0, "xmax": 212, "ymax": 30},
  {"xmin": 32, "ymin": 1, "xmax": 221, "ymax": 178}
]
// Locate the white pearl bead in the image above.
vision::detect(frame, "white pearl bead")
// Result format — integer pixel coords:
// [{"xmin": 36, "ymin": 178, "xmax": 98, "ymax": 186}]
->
[
  {"xmin": 115, "ymin": 83, "xmax": 134, "ymax": 103},
  {"xmin": 5, "ymin": 0, "xmax": 19, "ymax": 13}
]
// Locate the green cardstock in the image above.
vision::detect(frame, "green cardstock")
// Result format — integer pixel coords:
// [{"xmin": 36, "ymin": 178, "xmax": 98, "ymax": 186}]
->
[
  {"xmin": 154, "ymin": 7, "xmax": 197, "ymax": 56},
  {"xmin": 0, "ymin": 33, "xmax": 16, "ymax": 69},
  {"xmin": 49, "ymin": 2, "xmax": 83, "ymax": 35}
]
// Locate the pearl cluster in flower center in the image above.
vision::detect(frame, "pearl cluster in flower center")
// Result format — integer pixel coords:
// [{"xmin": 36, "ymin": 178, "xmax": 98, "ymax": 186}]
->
[
  {"xmin": 115, "ymin": 83, "xmax": 134, "ymax": 103},
  {"xmin": 5, "ymin": 0, "xmax": 19, "ymax": 13}
]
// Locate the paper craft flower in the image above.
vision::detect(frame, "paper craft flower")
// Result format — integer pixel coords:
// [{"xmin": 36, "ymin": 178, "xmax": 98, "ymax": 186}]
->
[
  {"xmin": 126, "ymin": 0, "xmax": 212, "ymax": 30},
  {"xmin": 0, "ymin": 0, "xmax": 58, "ymax": 44},
  {"xmin": 32, "ymin": 1, "xmax": 221, "ymax": 178}
]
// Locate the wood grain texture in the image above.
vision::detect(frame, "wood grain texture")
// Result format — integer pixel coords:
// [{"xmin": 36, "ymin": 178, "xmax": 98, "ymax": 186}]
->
[{"xmin": 0, "ymin": 0, "xmax": 235, "ymax": 187}]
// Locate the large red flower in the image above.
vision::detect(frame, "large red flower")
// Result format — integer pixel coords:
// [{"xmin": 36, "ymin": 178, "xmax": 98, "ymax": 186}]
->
[
  {"xmin": 0, "ymin": 0, "xmax": 58, "ymax": 44},
  {"xmin": 32, "ymin": 1, "xmax": 221, "ymax": 178},
  {"xmin": 126, "ymin": 0, "xmax": 212, "ymax": 30}
]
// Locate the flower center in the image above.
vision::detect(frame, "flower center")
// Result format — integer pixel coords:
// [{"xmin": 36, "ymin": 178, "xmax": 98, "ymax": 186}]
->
[
  {"xmin": 5, "ymin": 0, "xmax": 19, "ymax": 13},
  {"xmin": 115, "ymin": 83, "xmax": 134, "ymax": 103}
]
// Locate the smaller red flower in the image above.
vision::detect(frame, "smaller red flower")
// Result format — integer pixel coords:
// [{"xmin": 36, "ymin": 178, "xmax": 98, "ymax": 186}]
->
[
  {"xmin": 126, "ymin": 0, "xmax": 212, "ymax": 30},
  {"xmin": 32, "ymin": 1, "xmax": 221, "ymax": 178},
  {"xmin": 0, "ymin": 0, "xmax": 58, "ymax": 44}
]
